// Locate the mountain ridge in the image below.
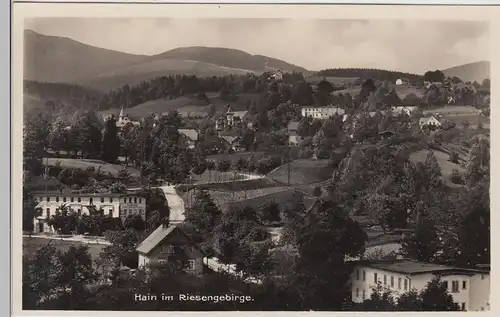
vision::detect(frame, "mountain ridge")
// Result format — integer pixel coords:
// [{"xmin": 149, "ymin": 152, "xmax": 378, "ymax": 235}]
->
[
  {"xmin": 23, "ymin": 30, "xmax": 309, "ymax": 90},
  {"xmin": 441, "ymin": 61, "xmax": 490, "ymax": 83}
]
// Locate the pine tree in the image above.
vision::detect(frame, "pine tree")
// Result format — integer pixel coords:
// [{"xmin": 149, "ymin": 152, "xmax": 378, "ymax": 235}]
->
[{"xmin": 100, "ymin": 115, "xmax": 121, "ymax": 163}]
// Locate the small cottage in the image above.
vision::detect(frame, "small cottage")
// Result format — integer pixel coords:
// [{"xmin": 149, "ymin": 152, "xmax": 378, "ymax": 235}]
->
[{"xmin": 136, "ymin": 224, "xmax": 205, "ymax": 275}]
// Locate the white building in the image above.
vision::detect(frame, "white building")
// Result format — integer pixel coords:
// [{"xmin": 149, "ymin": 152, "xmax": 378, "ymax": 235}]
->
[
  {"xmin": 104, "ymin": 106, "xmax": 141, "ymax": 129},
  {"xmin": 350, "ymin": 260, "xmax": 490, "ymax": 311},
  {"xmin": 301, "ymin": 106, "xmax": 346, "ymax": 120},
  {"xmin": 31, "ymin": 190, "xmax": 147, "ymax": 233},
  {"xmin": 391, "ymin": 106, "xmax": 420, "ymax": 117},
  {"xmin": 396, "ymin": 79, "xmax": 404, "ymax": 85},
  {"xmin": 419, "ymin": 115, "xmax": 442, "ymax": 129},
  {"xmin": 269, "ymin": 70, "xmax": 284, "ymax": 81}
]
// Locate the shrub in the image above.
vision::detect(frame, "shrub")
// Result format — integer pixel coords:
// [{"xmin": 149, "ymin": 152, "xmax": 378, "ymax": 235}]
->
[
  {"xmin": 312, "ymin": 186, "xmax": 322, "ymax": 197},
  {"xmin": 448, "ymin": 151, "xmax": 459, "ymax": 163}
]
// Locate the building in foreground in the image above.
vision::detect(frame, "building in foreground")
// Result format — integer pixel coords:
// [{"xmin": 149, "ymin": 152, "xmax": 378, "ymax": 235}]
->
[
  {"xmin": 31, "ymin": 190, "xmax": 147, "ymax": 233},
  {"xmin": 349, "ymin": 259, "xmax": 490, "ymax": 311},
  {"xmin": 136, "ymin": 224, "xmax": 205, "ymax": 275},
  {"xmin": 301, "ymin": 106, "xmax": 346, "ymax": 120}
]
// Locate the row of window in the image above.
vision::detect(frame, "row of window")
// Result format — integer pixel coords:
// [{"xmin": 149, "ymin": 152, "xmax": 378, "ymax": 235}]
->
[
  {"xmin": 44, "ymin": 196, "xmax": 143, "ymax": 204},
  {"xmin": 356, "ymin": 270, "xmax": 410, "ymax": 291},
  {"xmin": 159, "ymin": 244, "xmax": 196, "ymax": 255},
  {"xmin": 46, "ymin": 208, "xmax": 115, "ymax": 217},
  {"xmin": 356, "ymin": 270, "xmax": 469, "ymax": 293}
]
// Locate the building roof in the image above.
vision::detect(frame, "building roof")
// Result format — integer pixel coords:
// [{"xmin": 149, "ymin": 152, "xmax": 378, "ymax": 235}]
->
[
  {"xmin": 221, "ymin": 136, "xmax": 240, "ymax": 144},
  {"xmin": 351, "ymin": 259, "xmax": 488, "ymax": 276},
  {"xmin": 136, "ymin": 224, "xmax": 200, "ymax": 256},
  {"xmin": 178, "ymin": 128, "xmax": 199, "ymax": 141},
  {"xmin": 288, "ymin": 121, "xmax": 300, "ymax": 131},
  {"xmin": 419, "ymin": 116, "xmax": 441, "ymax": 126}
]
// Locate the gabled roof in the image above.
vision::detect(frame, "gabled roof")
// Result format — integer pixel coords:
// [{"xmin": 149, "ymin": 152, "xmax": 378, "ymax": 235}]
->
[
  {"xmin": 178, "ymin": 128, "xmax": 199, "ymax": 141},
  {"xmin": 136, "ymin": 224, "xmax": 199, "ymax": 256},
  {"xmin": 221, "ymin": 136, "xmax": 240, "ymax": 144}
]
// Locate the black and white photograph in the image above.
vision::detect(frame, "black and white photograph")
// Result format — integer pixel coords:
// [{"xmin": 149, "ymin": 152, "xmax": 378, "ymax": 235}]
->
[{"xmin": 14, "ymin": 3, "xmax": 493, "ymax": 313}]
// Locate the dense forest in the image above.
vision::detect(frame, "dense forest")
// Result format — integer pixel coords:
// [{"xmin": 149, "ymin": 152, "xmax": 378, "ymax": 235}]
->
[{"xmin": 315, "ymin": 68, "xmax": 423, "ymax": 83}]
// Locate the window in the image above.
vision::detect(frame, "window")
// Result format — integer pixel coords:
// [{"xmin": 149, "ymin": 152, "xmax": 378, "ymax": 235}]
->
[
  {"xmin": 362, "ymin": 270, "xmax": 366, "ymax": 281},
  {"xmin": 46, "ymin": 208, "xmax": 50, "ymax": 218},
  {"xmin": 109, "ymin": 197, "xmax": 113, "ymax": 203},
  {"xmin": 46, "ymin": 197, "xmax": 50, "ymax": 202},
  {"xmin": 100, "ymin": 197, "xmax": 104, "ymax": 203},
  {"xmin": 77, "ymin": 209, "xmax": 81, "ymax": 215},
  {"xmin": 56, "ymin": 197, "xmax": 59, "ymax": 202},
  {"xmin": 187, "ymin": 260, "xmax": 195, "ymax": 271},
  {"xmin": 390, "ymin": 276, "xmax": 394, "ymax": 287},
  {"xmin": 123, "ymin": 198, "xmax": 127, "ymax": 203},
  {"xmin": 362, "ymin": 290, "xmax": 366, "ymax": 300},
  {"xmin": 356, "ymin": 288, "xmax": 359, "ymax": 297},
  {"xmin": 108, "ymin": 209, "xmax": 113, "ymax": 216},
  {"xmin": 384, "ymin": 275, "xmax": 387, "ymax": 285},
  {"xmin": 356, "ymin": 270, "xmax": 360, "ymax": 280},
  {"xmin": 70, "ymin": 197, "xmax": 74, "ymax": 202},
  {"xmin": 89, "ymin": 198, "xmax": 93, "ymax": 204},
  {"xmin": 77, "ymin": 197, "xmax": 81, "ymax": 203},
  {"xmin": 462, "ymin": 281, "xmax": 467, "ymax": 290},
  {"xmin": 134, "ymin": 197, "xmax": 137, "ymax": 203},
  {"xmin": 374, "ymin": 273, "xmax": 378, "ymax": 284},
  {"xmin": 461, "ymin": 303, "xmax": 466, "ymax": 311},
  {"xmin": 404, "ymin": 279, "xmax": 408, "ymax": 291},
  {"xmin": 63, "ymin": 197, "xmax": 66, "ymax": 202},
  {"xmin": 452, "ymin": 281, "xmax": 459, "ymax": 293},
  {"xmin": 160, "ymin": 245, "xmax": 174, "ymax": 254},
  {"xmin": 443, "ymin": 280, "xmax": 449, "ymax": 289},
  {"xmin": 139, "ymin": 198, "xmax": 142, "ymax": 203},
  {"xmin": 129, "ymin": 197, "xmax": 132, "ymax": 203}
]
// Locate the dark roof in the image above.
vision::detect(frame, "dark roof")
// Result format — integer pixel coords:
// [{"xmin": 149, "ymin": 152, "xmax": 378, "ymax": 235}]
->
[
  {"xmin": 350, "ymin": 259, "xmax": 489, "ymax": 276},
  {"xmin": 136, "ymin": 224, "xmax": 203, "ymax": 256}
]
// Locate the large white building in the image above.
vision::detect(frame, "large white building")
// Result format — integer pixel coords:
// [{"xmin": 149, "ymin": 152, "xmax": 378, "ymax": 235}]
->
[
  {"xmin": 32, "ymin": 190, "xmax": 147, "ymax": 233},
  {"xmin": 301, "ymin": 106, "xmax": 347, "ymax": 120},
  {"xmin": 350, "ymin": 260, "xmax": 490, "ymax": 311}
]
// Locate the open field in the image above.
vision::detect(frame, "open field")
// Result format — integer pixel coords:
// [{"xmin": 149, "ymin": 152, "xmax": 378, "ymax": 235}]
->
[
  {"xmin": 207, "ymin": 151, "xmax": 269, "ymax": 165},
  {"xmin": 332, "ymin": 84, "xmax": 426, "ymax": 99},
  {"xmin": 423, "ymin": 105, "xmax": 481, "ymax": 116},
  {"xmin": 99, "ymin": 92, "xmax": 261, "ymax": 119},
  {"xmin": 23, "ymin": 237, "xmax": 106, "ymax": 270},
  {"xmin": 267, "ymin": 159, "xmax": 333, "ymax": 186},
  {"xmin": 44, "ymin": 158, "xmax": 140, "ymax": 178},
  {"xmin": 305, "ymin": 76, "xmax": 359, "ymax": 86},
  {"xmin": 189, "ymin": 170, "xmax": 246, "ymax": 184},
  {"xmin": 177, "ymin": 177, "xmax": 279, "ymax": 192},
  {"xmin": 409, "ymin": 149, "xmax": 465, "ymax": 187}
]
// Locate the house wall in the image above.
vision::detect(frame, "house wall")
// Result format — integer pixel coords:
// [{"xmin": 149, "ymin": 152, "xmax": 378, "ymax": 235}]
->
[
  {"xmin": 350, "ymin": 265, "xmax": 489, "ymax": 311},
  {"xmin": 142, "ymin": 229, "xmax": 204, "ymax": 275},
  {"xmin": 33, "ymin": 194, "xmax": 146, "ymax": 233}
]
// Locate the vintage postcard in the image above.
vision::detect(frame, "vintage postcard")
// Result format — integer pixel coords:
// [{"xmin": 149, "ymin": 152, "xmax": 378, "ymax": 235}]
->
[{"xmin": 12, "ymin": 2, "xmax": 497, "ymax": 314}]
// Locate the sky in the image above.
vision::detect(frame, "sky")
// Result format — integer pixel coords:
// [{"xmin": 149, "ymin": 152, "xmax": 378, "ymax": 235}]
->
[{"xmin": 25, "ymin": 18, "xmax": 490, "ymax": 74}]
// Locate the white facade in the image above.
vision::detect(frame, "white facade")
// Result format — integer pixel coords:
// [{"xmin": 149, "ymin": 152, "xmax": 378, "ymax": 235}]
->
[
  {"xmin": 419, "ymin": 116, "xmax": 442, "ymax": 129},
  {"xmin": 396, "ymin": 79, "xmax": 403, "ymax": 85},
  {"xmin": 301, "ymin": 107, "xmax": 346, "ymax": 120},
  {"xmin": 32, "ymin": 192, "xmax": 147, "ymax": 233},
  {"xmin": 350, "ymin": 262, "xmax": 490, "ymax": 311}
]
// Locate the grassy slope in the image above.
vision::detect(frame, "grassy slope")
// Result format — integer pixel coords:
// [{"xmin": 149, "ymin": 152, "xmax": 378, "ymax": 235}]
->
[
  {"xmin": 409, "ymin": 149, "xmax": 465, "ymax": 187},
  {"xmin": 267, "ymin": 159, "xmax": 333, "ymax": 186},
  {"xmin": 22, "ymin": 237, "xmax": 106, "ymax": 269},
  {"xmin": 43, "ymin": 158, "xmax": 140, "ymax": 178},
  {"xmin": 332, "ymin": 84, "xmax": 426, "ymax": 99}
]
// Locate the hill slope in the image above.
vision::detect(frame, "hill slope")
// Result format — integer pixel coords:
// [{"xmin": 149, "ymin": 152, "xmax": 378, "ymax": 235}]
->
[
  {"xmin": 442, "ymin": 61, "xmax": 490, "ymax": 83},
  {"xmin": 23, "ymin": 29, "xmax": 147, "ymax": 83},
  {"xmin": 24, "ymin": 30, "xmax": 310, "ymax": 91}
]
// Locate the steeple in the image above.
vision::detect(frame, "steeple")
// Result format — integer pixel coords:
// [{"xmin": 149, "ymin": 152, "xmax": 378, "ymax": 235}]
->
[{"xmin": 119, "ymin": 106, "xmax": 125, "ymax": 119}]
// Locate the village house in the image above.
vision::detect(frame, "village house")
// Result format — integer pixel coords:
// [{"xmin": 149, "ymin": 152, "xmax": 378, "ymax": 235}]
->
[
  {"xmin": 419, "ymin": 115, "xmax": 442, "ymax": 130},
  {"xmin": 178, "ymin": 128, "xmax": 199, "ymax": 149},
  {"xmin": 269, "ymin": 69, "xmax": 284, "ymax": 81},
  {"xmin": 136, "ymin": 224, "xmax": 205, "ymax": 275},
  {"xmin": 287, "ymin": 121, "xmax": 302, "ymax": 146},
  {"xmin": 301, "ymin": 106, "xmax": 346, "ymax": 120},
  {"xmin": 104, "ymin": 106, "xmax": 141, "ymax": 130},
  {"xmin": 31, "ymin": 190, "xmax": 147, "ymax": 233},
  {"xmin": 349, "ymin": 259, "xmax": 490, "ymax": 311},
  {"xmin": 215, "ymin": 107, "xmax": 253, "ymax": 131},
  {"xmin": 221, "ymin": 135, "xmax": 247, "ymax": 152},
  {"xmin": 391, "ymin": 106, "xmax": 420, "ymax": 117},
  {"xmin": 395, "ymin": 79, "xmax": 404, "ymax": 85}
]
